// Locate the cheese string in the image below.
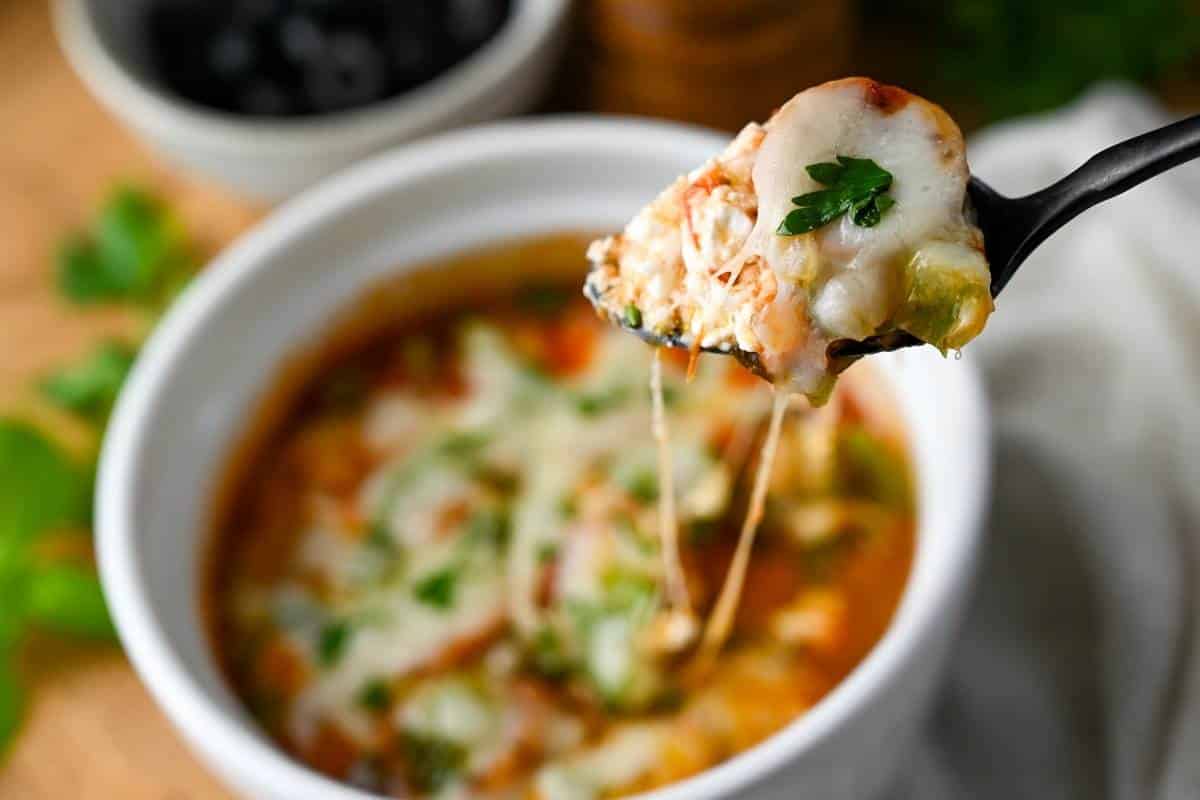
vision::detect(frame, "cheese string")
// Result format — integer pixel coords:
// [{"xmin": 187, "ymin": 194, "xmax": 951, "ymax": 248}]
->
[
  {"xmin": 695, "ymin": 387, "xmax": 791, "ymax": 665},
  {"xmin": 651, "ymin": 349, "xmax": 691, "ymax": 613}
]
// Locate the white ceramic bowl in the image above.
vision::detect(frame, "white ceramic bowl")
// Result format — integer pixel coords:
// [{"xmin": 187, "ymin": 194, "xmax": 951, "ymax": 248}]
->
[
  {"xmin": 53, "ymin": 0, "xmax": 569, "ymax": 201},
  {"xmin": 97, "ymin": 118, "xmax": 990, "ymax": 800}
]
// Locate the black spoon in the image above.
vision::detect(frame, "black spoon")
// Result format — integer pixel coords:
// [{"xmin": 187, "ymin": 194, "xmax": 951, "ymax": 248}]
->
[{"xmin": 827, "ymin": 112, "xmax": 1200, "ymax": 362}]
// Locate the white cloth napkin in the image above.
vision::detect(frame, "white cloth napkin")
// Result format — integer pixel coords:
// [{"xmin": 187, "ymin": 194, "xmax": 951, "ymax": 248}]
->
[{"xmin": 896, "ymin": 86, "xmax": 1200, "ymax": 800}]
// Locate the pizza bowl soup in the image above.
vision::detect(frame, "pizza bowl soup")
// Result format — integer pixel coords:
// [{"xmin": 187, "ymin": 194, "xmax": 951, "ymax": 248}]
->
[
  {"xmin": 96, "ymin": 119, "xmax": 989, "ymax": 800},
  {"xmin": 208, "ymin": 236, "xmax": 916, "ymax": 799}
]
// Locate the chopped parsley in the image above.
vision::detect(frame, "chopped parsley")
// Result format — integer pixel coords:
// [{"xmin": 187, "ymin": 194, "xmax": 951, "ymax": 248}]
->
[
  {"xmin": 777, "ymin": 156, "xmax": 895, "ymax": 235},
  {"xmin": 40, "ymin": 340, "xmax": 137, "ymax": 428},
  {"xmin": 357, "ymin": 679, "xmax": 392, "ymax": 712},
  {"xmin": 516, "ymin": 284, "xmax": 571, "ymax": 316},
  {"xmin": 57, "ymin": 186, "xmax": 195, "ymax": 310},
  {"xmin": 437, "ymin": 430, "xmax": 490, "ymax": 461},
  {"xmin": 366, "ymin": 519, "xmax": 397, "ymax": 553},
  {"xmin": 465, "ymin": 508, "xmax": 509, "ymax": 548},
  {"xmin": 317, "ymin": 620, "xmax": 352, "ymax": 667},
  {"xmin": 536, "ymin": 541, "xmax": 559, "ymax": 564},
  {"xmin": 557, "ymin": 493, "xmax": 578, "ymax": 520},
  {"xmin": 413, "ymin": 566, "xmax": 459, "ymax": 609},
  {"xmin": 618, "ymin": 466, "xmax": 659, "ymax": 504},
  {"xmin": 529, "ymin": 627, "xmax": 570, "ymax": 678},
  {"xmin": 572, "ymin": 385, "xmax": 630, "ymax": 417},
  {"xmin": 400, "ymin": 732, "xmax": 467, "ymax": 794}
]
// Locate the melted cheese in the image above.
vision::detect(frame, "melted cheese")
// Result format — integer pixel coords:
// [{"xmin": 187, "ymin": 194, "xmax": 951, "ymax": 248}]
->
[
  {"xmin": 697, "ymin": 390, "xmax": 791, "ymax": 663},
  {"xmin": 651, "ymin": 350, "xmax": 690, "ymax": 615}
]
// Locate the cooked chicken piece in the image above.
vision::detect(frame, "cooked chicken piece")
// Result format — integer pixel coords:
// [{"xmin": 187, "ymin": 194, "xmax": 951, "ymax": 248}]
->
[{"xmin": 585, "ymin": 77, "xmax": 992, "ymax": 402}]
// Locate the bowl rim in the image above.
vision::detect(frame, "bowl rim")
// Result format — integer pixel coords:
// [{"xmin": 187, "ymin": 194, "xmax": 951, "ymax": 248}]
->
[
  {"xmin": 97, "ymin": 116, "xmax": 991, "ymax": 800},
  {"xmin": 52, "ymin": 0, "xmax": 569, "ymax": 157}
]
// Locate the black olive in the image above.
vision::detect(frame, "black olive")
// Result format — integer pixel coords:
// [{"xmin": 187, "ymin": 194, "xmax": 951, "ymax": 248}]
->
[
  {"xmin": 278, "ymin": 14, "xmax": 325, "ymax": 64},
  {"xmin": 238, "ymin": 78, "xmax": 293, "ymax": 115},
  {"xmin": 303, "ymin": 31, "xmax": 388, "ymax": 112},
  {"xmin": 208, "ymin": 28, "xmax": 256, "ymax": 79},
  {"xmin": 235, "ymin": 0, "xmax": 286, "ymax": 27},
  {"xmin": 385, "ymin": 27, "xmax": 438, "ymax": 88}
]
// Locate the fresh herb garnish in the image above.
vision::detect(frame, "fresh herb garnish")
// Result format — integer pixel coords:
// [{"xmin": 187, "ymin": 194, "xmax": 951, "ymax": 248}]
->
[
  {"xmin": 0, "ymin": 659, "xmax": 22, "ymax": 756},
  {"xmin": 623, "ymin": 304, "xmax": 643, "ymax": 329},
  {"xmin": 413, "ymin": 566, "xmax": 459, "ymax": 609},
  {"xmin": 366, "ymin": 518, "xmax": 397, "ymax": 554},
  {"xmin": 516, "ymin": 284, "xmax": 571, "ymax": 316},
  {"xmin": 464, "ymin": 508, "xmax": 509, "ymax": 548},
  {"xmin": 0, "ymin": 186, "xmax": 196, "ymax": 758},
  {"xmin": 436, "ymin": 430, "xmax": 490, "ymax": 461},
  {"xmin": 777, "ymin": 156, "xmax": 896, "ymax": 235},
  {"xmin": 557, "ymin": 493, "xmax": 578, "ymax": 520},
  {"xmin": 0, "ymin": 421, "xmax": 90, "ymax": 546},
  {"xmin": 400, "ymin": 732, "xmax": 467, "ymax": 793},
  {"xmin": 536, "ymin": 541, "xmax": 559, "ymax": 564},
  {"xmin": 57, "ymin": 186, "xmax": 195, "ymax": 311},
  {"xmin": 357, "ymin": 679, "xmax": 392, "ymax": 712},
  {"xmin": 618, "ymin": 466, "xmax": 659, "ymax": 504},
  {"xmin": 40, "ymin": 341, "xmax": 138, "ymax": 428},
  {"xmin": 0, "ymin": 420, "xmax": 116, "ymax": 755},
  {"xmin": 529, "ymin": 627, "xmax": 570, "ymax": 678},
  {"xmin": 470, "ymin": 464, "xmax": 519, "ymax": 495},
  {"xmin": 317, "ymin": 620, "xmax": 352, "ymax": 667},
  {"xmin": 572, "ymin": 384, "xmax": 630, "ymax": 417}
]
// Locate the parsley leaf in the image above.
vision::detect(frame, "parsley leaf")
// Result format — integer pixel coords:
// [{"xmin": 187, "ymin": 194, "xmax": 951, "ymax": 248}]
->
[
  {"xmin": 356, "ymin": 678, "xmax": 392, "ymax": 712},
  {"xmin": 40, "ymin": 341, "xmax": 137, "ymax": 428},
  {"xmin": 615, "ymin": 464, "xmax": 659, "ymax": 504},
  {"xmin": 516, "ymin": 284, "xmax": 571, "ymax": 316},
  {"xmin": 400, "ymin": 732, "xmax": 466, "ymax": 793},
  {"xmin": 572, "ymin": 384, "xmax": 630, "ymax": 417},
  {"xmin": 464, "ymin": 509, "xmax": 509, "ymax": 549},
  {"xmin": 0, "ymin": 421, "xmax": 87, "ymax": 544},
  {"xmin": 0, "ymin": 656, "xmax": 24, "ymax": 758},
  {"xmin": 777, "ymin": 156, "xmax": 896, "ymax": 235},
  {"xmin": 57, "ymin": 187, "xmax": 194, "ymax": 310},
  {"xmin": 24, "ymin": 564, "xmax": 115, "ymax": 639},
  {"xmin": 413, "ymin": 566, "xmax": 459, "ymax": 609},
  {"xmin": 317, "ymin": 620, "xmax": 352, "ymax": 667},
  {"xmin": 436, "ymin": 431, "xmax": 490, "ymax": 462},
  {"xmin": 0, "ymin": 184, "xmax": 199, "ymax": 758}
]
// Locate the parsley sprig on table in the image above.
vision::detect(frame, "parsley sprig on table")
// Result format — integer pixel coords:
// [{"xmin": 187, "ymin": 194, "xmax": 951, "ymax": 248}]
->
[
  {"xmin": 777, "ymin": 156, "xmax": 896, "ymax": 235},
  {"xmin": 57, "ymin": 187, "xmax": 193, "ymax": 312},
  {"xmin": 0, "ymin": 186, "xmax": 196, "ymax": 759}
]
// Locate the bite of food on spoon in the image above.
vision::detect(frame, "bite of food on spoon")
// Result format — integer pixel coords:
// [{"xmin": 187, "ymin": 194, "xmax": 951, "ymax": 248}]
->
[{"xmin": 584, "ymin": 77, "xmax": 993, "ymax": 404}]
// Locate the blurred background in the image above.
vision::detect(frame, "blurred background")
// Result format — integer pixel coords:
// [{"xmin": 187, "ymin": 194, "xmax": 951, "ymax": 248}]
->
[{"xmin": 1, "ymin": 0, "xmax": 1199, "ymax": 797}]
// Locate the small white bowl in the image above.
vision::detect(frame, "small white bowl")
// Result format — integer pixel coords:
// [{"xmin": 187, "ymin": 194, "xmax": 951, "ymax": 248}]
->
[
  {"xmin": 97, "ymin": 118, "xmax": 990, "ymax": 800},
  {"xmin": 53, "ymin": 0, "xmax": 569, "ymax": 201}
]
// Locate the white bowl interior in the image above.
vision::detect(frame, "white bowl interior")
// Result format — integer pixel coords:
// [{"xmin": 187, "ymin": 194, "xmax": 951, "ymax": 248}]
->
[{"xmin": 99, "ymin": 119, "xmax": 989, "ymax": 800}]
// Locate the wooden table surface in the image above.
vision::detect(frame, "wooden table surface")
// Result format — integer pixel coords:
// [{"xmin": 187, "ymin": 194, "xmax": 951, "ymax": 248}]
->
[{"xmin": 0, "ymin": 3, "xmax": 259, "ymax": 798}]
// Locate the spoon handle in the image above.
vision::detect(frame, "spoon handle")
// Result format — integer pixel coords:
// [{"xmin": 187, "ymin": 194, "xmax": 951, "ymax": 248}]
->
[{"xmin": 987, "ymin": 113, "xmax": 1200, "ymax": 293}]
